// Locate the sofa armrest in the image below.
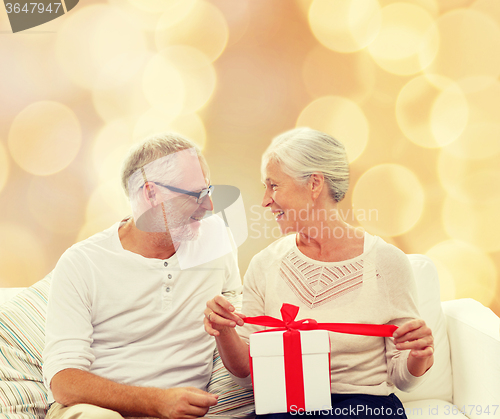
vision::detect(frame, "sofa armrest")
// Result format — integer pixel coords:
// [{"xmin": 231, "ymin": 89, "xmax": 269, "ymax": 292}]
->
[{"xmin": 442, "ymin": 299, "xmax": 500, "ymax": 419}]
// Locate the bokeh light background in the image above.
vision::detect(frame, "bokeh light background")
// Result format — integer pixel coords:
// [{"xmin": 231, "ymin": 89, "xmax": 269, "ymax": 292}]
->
[{"xmin": 0, "ymin": 0, "xmax": 499, "ymax": 316}]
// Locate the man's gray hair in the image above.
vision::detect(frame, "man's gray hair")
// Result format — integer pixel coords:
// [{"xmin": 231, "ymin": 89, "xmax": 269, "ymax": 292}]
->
[
  {"xmin": 121, "ymin": 132, "xmax": 205, "ymax": 200},
  {"xmin": 261, "ymin": 127, "xmax": 349, "ymax": 202}
]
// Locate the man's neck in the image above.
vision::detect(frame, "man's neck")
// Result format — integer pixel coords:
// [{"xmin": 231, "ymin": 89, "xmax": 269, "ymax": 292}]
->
[{"xmin": 118, "ymin": 218, "xmax": 177, "ymax": 260}]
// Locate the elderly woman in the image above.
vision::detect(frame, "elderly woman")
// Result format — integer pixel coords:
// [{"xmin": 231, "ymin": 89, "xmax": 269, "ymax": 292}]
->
[{"xmin": 205, "ymin": 127, "xmax": 434, "ymax": 419}]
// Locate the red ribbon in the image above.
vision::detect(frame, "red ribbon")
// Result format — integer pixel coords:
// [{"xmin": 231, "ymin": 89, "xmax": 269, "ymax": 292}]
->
[{"xmin": 245, "ymin": 304, "xmax": 398, "ymax": 412}]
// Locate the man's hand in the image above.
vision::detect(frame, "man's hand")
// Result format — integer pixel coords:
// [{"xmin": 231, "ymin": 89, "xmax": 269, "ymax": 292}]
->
[
  {"xmin": 393, "ymin": 319, "xmax": 434, "ymax": 377},
  {"xmin": 204, "ymin": 295, "xmax": 245, "ymax": 337},
  {"xmin": 156, "ymin": 387, "xmax": 218, "ymax": 419}
]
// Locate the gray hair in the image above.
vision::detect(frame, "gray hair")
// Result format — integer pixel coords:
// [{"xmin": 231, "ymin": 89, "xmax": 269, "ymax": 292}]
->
[
  {"xmin": 261, "ymin": 127, "xmax": 349, "ymax": 202},
  {"xmin": 121, "ymin": 132, "xmax": 206, "ymax": 201}
]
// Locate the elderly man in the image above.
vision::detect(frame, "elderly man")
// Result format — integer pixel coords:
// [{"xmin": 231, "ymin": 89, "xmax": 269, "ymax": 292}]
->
[{"xmin": 43, "ymin": 133, "xmax": 242, "ymax": 419}]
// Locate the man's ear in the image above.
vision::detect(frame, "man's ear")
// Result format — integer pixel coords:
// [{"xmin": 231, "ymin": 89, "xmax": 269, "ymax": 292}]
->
[
  {"xmin": 143, "ymin": 182, "xmax": 157, "ymax": 207},
  {"xmin": 309, "ymin": 173, "xmax": 324, "ymax": 200}
]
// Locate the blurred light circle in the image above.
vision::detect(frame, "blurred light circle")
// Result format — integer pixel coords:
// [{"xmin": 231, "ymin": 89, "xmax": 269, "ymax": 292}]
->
[
  {"xmin": 56, "ymin": 5, "xmax": 148, "ymax": 89},
  {"xmin": 0, "ymin": 223, "xmax": 46, "ymax": 287},
  {"xmin": 396, "ymin": 75, "xmax": 468, "ymax": 148},
  {"xmin": 92, "ymin": 52, "xmax": 152, "ymax": 123},
  {"xmin": 27, "ymin": 173, "xmax": 87, "ymax": 234},
  {"xmin": 352, "ymin": 164, "xmax": 425, "ymax": 236},
  {"xmin": 8, "ymin": 102, "xmax": 82, "ymax": 176},
  {"xmin": 367, "ymin": 3, "xmax": 438, "ymax": 75},
  {"xmin": 296, "ymin": 96, "xmax": 369, "ymax": 163},
  {"xmin": 308, "ymin": 0, "xmax": 382, "ymax": 53},
  {"xmin": 426, "ymin": 240, "xmax": 497, "ymax": 306},
  {"xmin": 142, "ymin": 53, "xmax": 185, "ymax": 117},
  {"xmin": 133, "ymin": 110, "xmax": 207, "ymax": 150},
  {"xmin": 93, "ymin": 119, "xmax": 136, "ymax": 182},
  {"xmin": 471, "ymin": 0, "xmax": 500, "ymax": 27},
  {"xmin": 128, "ymin": 0, "xmax": 196, "ymax": 14},
  {"xmin": 0, "ymin": 142, "xmax": 9, "ymax": 195},
  {"xmin": 302, "ymin": 45, "xmax": 376, "ymax": 104},
  {"xmin": 160, "ymin": 46, "xmax": 216, "ymax": 115},
  {"xmin": 442, "ymin": 195, "xmax": 500, "ymax": 253},
  {"xmin": 423, "ymin": 9, "xmax": 500, "ymax": 83},
  {"xmin": 438, "ymin": 151, "xmax": 500, "ymax": 204},
  {"xmin": 86, "ymin": 180, "xmax": 131, "ymax": 230},
  {"xmin": 156, "ymin": 0, "xmax": 229, "ymax": 63},
  {"xmin": 441, "ymin": 79, "xmax": 500, "ymax": 160}
]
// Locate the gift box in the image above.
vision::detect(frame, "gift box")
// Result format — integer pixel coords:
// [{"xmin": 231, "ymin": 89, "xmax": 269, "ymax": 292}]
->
[
  {"xmin": 249, "ymin": 329, "xmax": 332, "ymax": 415},
  {"xmin": 244, "ymin": 303, "xmax": 398, "ymax": 415}
]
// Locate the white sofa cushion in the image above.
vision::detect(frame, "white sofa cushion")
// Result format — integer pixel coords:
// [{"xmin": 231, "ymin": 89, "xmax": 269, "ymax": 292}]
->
[{"xmin": 396, "ymin": 255, "xmax": 453, "ymax": 404}]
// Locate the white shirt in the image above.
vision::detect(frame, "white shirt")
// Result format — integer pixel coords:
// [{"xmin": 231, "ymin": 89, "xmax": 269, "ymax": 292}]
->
[
  {"xmin": 238, "ymin": 232, "xmax": 423, "ymax": 395},
  {"xmin": 43, "ymin": 217, "xmax": 241, "ymax": 402}
]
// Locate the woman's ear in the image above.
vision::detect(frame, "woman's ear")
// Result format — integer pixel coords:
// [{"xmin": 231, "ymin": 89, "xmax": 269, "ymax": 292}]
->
[
  {"xmin": 309, "ymin": 173, "xmax": 324, "ymax": 200},
  {"xmin": 143, "ymin": 182, "xmax": 157, "ymax": 207}
]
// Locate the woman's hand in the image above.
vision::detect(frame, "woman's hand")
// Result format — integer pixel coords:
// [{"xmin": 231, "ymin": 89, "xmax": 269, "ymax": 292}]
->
[
  {"xmin": 393, "ymin": 319, "xmax": 434, "ymax": 377},
  {"xmin": 204, "ymin": 295, "xmax": 246, "ymax": 337}
]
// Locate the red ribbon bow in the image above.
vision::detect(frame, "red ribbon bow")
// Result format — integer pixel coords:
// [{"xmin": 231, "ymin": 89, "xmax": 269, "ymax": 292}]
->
[{"xmin": 244, "ymin": 304, "xmax": 398, "ymax": 413}]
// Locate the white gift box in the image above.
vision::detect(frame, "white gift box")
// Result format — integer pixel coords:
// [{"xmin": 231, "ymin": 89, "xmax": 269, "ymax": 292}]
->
[{"xmin": 249, "ymin": 329, "xmax": 332, "ymax": 415}]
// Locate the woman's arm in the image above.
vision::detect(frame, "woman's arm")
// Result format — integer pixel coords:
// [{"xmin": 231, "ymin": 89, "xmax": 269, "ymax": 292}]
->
[{"xmin": 204, "ymin": 295, "xmax": 250, "ymax": 378}]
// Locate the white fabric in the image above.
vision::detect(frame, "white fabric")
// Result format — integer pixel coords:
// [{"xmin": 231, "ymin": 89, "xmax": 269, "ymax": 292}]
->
[
  {"xmin": 442, "ymin": 299, "xmax": 500, "ymax": 419},
  {"xmin": 238, "ymin": 232, "xmax": 424, "ymax": 396},
  {"xmin": 43, "ymin": 217, "xmax": 241, "ymax": 402},
  {"xmin": 396, "ymin": 255, "xmax": 453, "ymax": 404},
  {"xmin": 0, "ymin": 288, "xmax": 24, "ymax": 305}
]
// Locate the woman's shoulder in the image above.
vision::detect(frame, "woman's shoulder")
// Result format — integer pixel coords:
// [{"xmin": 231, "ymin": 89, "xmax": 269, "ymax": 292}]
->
[
  {"xmin": 368, "ymin": 233, "xmax": 412, "ymax": 277},
  {"xmin": 248, "ymin": 234, "xmax": 296, "ymax": 269}
]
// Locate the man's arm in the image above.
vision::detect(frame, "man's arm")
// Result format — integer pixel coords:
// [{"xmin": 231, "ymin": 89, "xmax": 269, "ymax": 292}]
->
[{"xmin": 51, "ymin": 369, "xmax": 218, "ymax": 419}]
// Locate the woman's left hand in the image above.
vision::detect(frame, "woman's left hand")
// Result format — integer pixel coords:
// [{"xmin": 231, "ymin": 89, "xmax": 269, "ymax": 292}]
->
[{"xmin": 393, "ymin": 319, "xmax": 434, "ymax": 376}]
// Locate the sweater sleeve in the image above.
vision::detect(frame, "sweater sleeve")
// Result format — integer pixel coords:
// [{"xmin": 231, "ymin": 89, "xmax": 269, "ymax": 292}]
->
[
  {"xmin": 377, "ymin": 243, "xmax": 426, "ymax": 392},
  {"xmin": 42, "ymin": 248, "xmax": 95, "ymax": 393}
]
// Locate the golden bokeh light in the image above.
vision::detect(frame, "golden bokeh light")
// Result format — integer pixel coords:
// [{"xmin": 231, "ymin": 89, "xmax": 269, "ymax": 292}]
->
[
  {"xmin": 0, "ymin": 141, "xmax": 9, "ymax": 195},
  {"xmin": 93, "ymin": 119, "xmax": 137, "ymax": 182},
  {"xmin": 471, "ymin": 0, "xmax": 500, "ymax": 26},
  {"xmin": 367, "ymin": 3, "xmax": 438, "ymax": 75},
  {"xmin": 396, "ymin": 75, "xmax": 468, "ymax": 148},
  {"xmin": 27, "ymin": 173, "xmax": 87, "ymax": 235},
  {"xmin": 440, "ymin": 79, "xmax": 500, "ymax": 160},
  {"xmin": 8, "ymin": 101, "xmax": 82, "ymax": 176},
  {"xmin": 442, "ymin": 195, "xmax": 500, "ymax": 253},
  {"xmin": 352, "ymin": 164, "xmax": 425, "ymax": 237},
  {"xmin": 84, "ymin": 181, "xmax": 131, "ymax": 237},
  {"xmin": 308, "ymin": 0, "xmax": 382, "ymax": 53},
  {"xmin": 156, "ymin": 0, "xmax": 229, "ymax": 63},
  {"xmin": 128, "ymin": 0, "xmax": 196, "ymax": 15},
  {"xmin": 161, "ymin": 46, "xmax": 217, "ymax": 115},
  {"xmin": 296, "ymin": 96, "xmax": 369, "ymax": 163},
  {"xmin": 0, "ymin": 223, "xmax": 46, "ymax": 287},
  {"xmin": 437, "ymin": 150, "xmax": 500, "ymax": 204},
  {"xmin": 423, "ymin": 9, "xmax": 500, "ymax": 84},
  {"xmin": 142, "ymin": 53, "xmax": 185, "ymax": 118},
  {"xmin": 302, "ymin": 45, "xmax": 376, "ymax": 104},
  {"xmin": 133, "ymin": 111, "xmax": 207, "ymax": 150},
  {"xmin": 426, "ymin": 240, "xmax": 497, "ymax": 306},
  {"xmin": 55, "ymin": 5, "xmax": 148, "ymax": 89},
  {"xmin": 92, "ymin": 52, "xmax": 152, "ymax": 123}
]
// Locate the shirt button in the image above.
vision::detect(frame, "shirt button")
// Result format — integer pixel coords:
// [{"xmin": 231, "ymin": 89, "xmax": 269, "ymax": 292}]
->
[
  {"xmin": 168, "ymin": 274, "xmax": 172, "ymax": 279},
  {"xmin": 164, "ymin": 262, "xmax": 168, "ymax": 267},
  {"xmin": 166, "ymin": 287, "xmax": 171, "ymax": 293}
]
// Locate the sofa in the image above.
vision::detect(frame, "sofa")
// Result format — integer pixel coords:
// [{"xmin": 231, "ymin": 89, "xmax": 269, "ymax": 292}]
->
[{"xmin": 0, "ymin": 254, "xmax": 499, "ymax": 419}]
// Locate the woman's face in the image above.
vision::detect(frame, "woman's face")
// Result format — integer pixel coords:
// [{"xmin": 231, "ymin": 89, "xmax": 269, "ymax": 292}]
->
[{"xmin": 261, "ymin": 160, "xmax": 311, "ymax": 234}]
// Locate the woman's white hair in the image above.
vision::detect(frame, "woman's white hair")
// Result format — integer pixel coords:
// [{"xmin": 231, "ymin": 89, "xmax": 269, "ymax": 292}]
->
[
  {"xmin": 121, "ymin": 132, "xmax": 206, "ymax": 203},
  {"xmin": 262, "ymin": 127, "xmax": 349, "ymax": 202}
]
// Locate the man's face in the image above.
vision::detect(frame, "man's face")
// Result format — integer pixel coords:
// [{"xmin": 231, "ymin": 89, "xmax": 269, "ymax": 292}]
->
[{"xmin": 158, "ymin": 152, "xmax": 213, "ymax": 243}]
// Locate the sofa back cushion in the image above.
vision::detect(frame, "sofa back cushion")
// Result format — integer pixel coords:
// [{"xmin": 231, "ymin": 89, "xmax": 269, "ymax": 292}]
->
[
  {"xmin": 395, "ymin": 254, "xmax": 453, "ymax": 404},
  {"xmin": 0, "ymin": 273, "xmax": 51, "ymax": 419}
]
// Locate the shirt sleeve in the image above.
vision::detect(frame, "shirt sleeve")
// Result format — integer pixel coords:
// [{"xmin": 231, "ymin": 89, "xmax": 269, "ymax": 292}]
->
[
  {"xmin": 378, "ymin": 243, "xmax": 426, "ymax": 392},
  {"xmin": 42, "ymin": 248, "xmax": 95, "ymax": 391}
]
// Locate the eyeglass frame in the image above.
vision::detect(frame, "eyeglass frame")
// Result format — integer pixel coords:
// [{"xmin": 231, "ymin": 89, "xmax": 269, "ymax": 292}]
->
[{"xmin": 151, "ymin": 182, "xmax": 214, "ymax": 204}]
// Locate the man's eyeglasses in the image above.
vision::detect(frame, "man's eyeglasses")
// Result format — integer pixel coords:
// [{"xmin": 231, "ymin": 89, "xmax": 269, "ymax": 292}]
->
[{"xmin": 154, "ymin": 183, "xmax": 214, "ymax": 204}]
